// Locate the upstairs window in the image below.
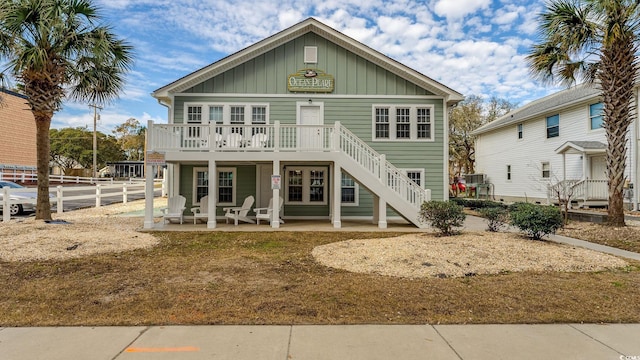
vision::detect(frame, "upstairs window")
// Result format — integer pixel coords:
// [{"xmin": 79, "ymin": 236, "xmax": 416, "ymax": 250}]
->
[
  {"xmin": 546, "ymin": 114, "xmax": 559, "ymax": 138},
  {"xmin": 590, "ymin": 103, "xmax": 604, "ymax": 130},
  {"xmin": 373, "ymin": 105, "xmax": 435, "ymax": 141},
  {"xmin": 517, "ymin": 123, "xmax": 523, "ymax": 139}
]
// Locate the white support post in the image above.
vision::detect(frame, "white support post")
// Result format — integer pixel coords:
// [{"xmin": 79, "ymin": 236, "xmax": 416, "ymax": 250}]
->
[
  {"xmin": 207, "ymin": 160, "xmax": 217, "ymax": 229},
  {"xmin": 378, "ymin": 197, "xmax": 387, "ymax": 229},
  {"xmin": 57, "ymin": 186, "xmax": 63, "ymax": 214},
  {"xmin": 333, "ymin": 163, "xmax": 341, "ymax": 228},
  {"xmin": 95, "ymin": 184, "xmax": 101, "ymax": 208},
  {"xmin": 144, "ymin": 164, "xmax": 155, "ymax": 229},
  {"xmin": 271, "ymin": 159, "xmax": 281, "ymax": 228},
  {"xmin": 372, "ymin": 195, "xmax": 380, "ymax": 225},
  {"xmin": 379, "ymin": 154, "xmax": 386, "ymax": 182},
  {"xmin": 122, "ymin": 183, "xmax": 128, "ymax": 204},
  {"xmin": 162, "ymin": 168, "xmax": 168, "ymax": 197},
  {"xmin": 333, "ymin": 121, "xmax": 341, "ymax": 151},
  {"xmin": 2, "ymin": 187, "xmax": 9, "ymax": 223},
  {"xmin": 274, "ymin": 121, "xmax": 280, "ymax": 152}
]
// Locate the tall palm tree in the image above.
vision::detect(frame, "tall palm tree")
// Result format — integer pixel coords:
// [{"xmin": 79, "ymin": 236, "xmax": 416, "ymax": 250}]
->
[
  {"xmin": 527, "ymin": 0, "xmax": 640, "ymax": 226},
  {"xmin": 0, "ymin": 0, "xmax": 133, "ymax": 220}
]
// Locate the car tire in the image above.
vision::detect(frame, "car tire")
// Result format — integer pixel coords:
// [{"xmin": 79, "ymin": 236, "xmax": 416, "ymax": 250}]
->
[{"xmin": 9, "ymin": 204, "xmax": 22, "ymax": 216}]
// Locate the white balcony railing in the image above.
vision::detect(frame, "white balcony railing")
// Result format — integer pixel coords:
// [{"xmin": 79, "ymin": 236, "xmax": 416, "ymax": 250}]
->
[{"xmin": 148, "ymin": 120, "xmax": 430, "ymax": 215}]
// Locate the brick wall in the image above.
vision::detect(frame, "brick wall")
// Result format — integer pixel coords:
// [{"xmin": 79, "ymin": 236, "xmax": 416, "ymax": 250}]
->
[{"xmin": 0, "ymin": 89, "xmax": 37, "ymax": 168}]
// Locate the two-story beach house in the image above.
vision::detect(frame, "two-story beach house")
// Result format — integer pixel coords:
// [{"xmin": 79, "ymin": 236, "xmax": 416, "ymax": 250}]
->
[
  {"xmin": 473, "ymin": 82, "xmax": 639, "ymax": 209},
  {"xmin": 143, "ymin": 18, "xmax": 463, "ymax": 229}
]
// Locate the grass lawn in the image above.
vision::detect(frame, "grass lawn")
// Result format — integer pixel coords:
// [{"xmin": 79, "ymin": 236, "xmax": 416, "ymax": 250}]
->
[{"xmin": 1, "ymin": 231, "xmax": 639, "ymax": 326}]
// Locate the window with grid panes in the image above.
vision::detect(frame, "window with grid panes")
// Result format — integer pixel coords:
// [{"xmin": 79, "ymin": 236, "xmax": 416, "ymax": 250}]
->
[
  {"xmin": 406, "ymin": 171, "xmax": 422, "ymax": 186},
  {"xmin": 195, "ymin": 170, "xmax": 208, "ymax": 203},
  {"xmin": 416, "ymin": 108, "xmax": 431, "ymax": 139},
  {"xmin": 230, "ymin": 106, "xmax": 244, "ymax": 134},
  {"xmin": 218, "ymin": 171, "xmax": 234, "ymax": 203},
  {"xmin": 187, "ymin": 106, "xmax": 202, "ymax": 138},
  {"xmin": 209, "ymin": 106, "xmax": 223, "ymax": 134},
  {"xmin": 309, "ymin": 170, "xmax": 325, "ymax": 202},
  {"xmin": 288, "ymin": 170, "xmax": 303, "ymax": 202},
  {"xmin": 341, "ymin": 174, "xmax": 356, "ymax": 204},
  {"xmin": 252, "ymin": 106, "xmax": 267, "ymax": 135},
  {"xmin": 375, "ymin": 108, "xmax": 390, "ymax": 139},
  {"xmin": 396, "ymin": 107, "xmax": 411, "ymax": 139}
]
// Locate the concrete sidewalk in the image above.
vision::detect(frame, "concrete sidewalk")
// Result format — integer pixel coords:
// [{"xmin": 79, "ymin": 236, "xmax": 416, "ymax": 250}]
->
[{"xmin": 0, "ymin": 324, "xmax": 638, "ymax": 359}]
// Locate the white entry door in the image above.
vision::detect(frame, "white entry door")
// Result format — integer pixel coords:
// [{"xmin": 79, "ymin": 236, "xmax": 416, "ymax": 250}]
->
[
  {"xmin": 299, "ymin": 105, "xmax": 323, "ymax": 150},
  {"xmin": 590, "ymin": 155, "xmax": 607, "ymax": 180}
]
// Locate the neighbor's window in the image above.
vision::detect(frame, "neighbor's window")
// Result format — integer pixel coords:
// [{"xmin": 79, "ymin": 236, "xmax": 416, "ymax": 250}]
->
[
  {"xmin": 542, "ymin": 162, "xmax": 550, "ymax": 178},
  {"xmin": 546, "ymin": 114, "xmax": 559, "ymax": 138},
  {"xmin": 507, "ymin": 165, "xmax": 512, "ymax": 181},
  {"xmin": 590, "ymin": 103, "xmax": 604, "ymax": 130},
  {"xmin": 517, "ymin": 123, "xmax": 523, "ymax": 139}
]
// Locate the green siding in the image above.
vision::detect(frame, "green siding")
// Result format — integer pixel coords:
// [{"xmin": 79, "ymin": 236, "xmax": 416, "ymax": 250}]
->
[{"xmin": 183, "ymin": 33, "xmax": 433, "ymax": 96}]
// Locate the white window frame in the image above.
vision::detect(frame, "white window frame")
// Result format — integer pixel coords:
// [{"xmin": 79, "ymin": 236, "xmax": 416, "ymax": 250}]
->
[
  {"xmin": 546, "ymin": 114, "xmax": 559, "ymax": 138},
  {"xmin": 517, "ymin": 123, "xmax": 523, "ymax": 140},
  {"xmin": 192, "ymin": 167, "xmax": 236, "ymax": 206},
  {"xmin": 341, "ymin": 172, "xmax": 359, "ymax": 206},
  {"xmin": 589, "ymin": 102, "xmax": 604, "ymax": 130},
  {"xmin": 183, "ymin": 102, "xmax": 270, "ymax": 126},
  {"xmin": 284, "ymin": 166, "xmax": 328, "ymax": 205},
  {"xmin": 400, "ymin": 168, "xmax": 425, "ymax": 188},
  {"xmin": 372, "ymin": 104, "xmax": 435, "ymax": 142},
  {"xmin": 542, "ymin": 162, "xmax": 550, "ymax": 179},
  {"xmin": 506, "ymin": 165, "xmax": 512, "ymax": 181}
]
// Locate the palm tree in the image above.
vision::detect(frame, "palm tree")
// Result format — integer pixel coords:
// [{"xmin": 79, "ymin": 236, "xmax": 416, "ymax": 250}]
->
[
  {"xmin": 0, "ymin": 0, "xmax": 133, "ymax": 220},
  {"xmin": 527, "ymin": 0, "xmax": 640, "ymax": 227}
]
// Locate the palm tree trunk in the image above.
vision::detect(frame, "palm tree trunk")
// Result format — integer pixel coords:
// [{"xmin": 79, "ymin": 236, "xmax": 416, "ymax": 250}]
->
[
  {"xmin": 34, "ymin": 115, "xmax": 52, "ymax": 221},
  {"xmin": 599, "ymin": 37, "xmax": 636, "ymax": 227}
]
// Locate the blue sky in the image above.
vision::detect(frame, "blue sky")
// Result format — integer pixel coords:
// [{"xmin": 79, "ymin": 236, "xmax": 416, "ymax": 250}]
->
[{"xmin": 51, "ymin": 0, "xmax": 560, "ymax": 133}]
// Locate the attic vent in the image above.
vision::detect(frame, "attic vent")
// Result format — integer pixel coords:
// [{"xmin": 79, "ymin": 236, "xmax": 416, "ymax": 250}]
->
[{"xmin": 304, "ymin": 46, "xmax": 317, "ymax": 63}]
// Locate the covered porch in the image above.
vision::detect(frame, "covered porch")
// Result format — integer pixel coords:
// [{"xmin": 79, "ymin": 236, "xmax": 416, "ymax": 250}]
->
[{"xmin": 552, "ymin": 141, "xmax": 608, "ymax": 207}]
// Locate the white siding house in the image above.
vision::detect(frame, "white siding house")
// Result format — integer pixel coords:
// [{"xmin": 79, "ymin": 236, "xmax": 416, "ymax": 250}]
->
[{"xmin": 473, "ymin": 83, "xmax": 638, "ymax": 208}]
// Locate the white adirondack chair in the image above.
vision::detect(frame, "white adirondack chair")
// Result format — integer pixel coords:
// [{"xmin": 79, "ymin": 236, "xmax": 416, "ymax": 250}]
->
[
  {"xmin": 190, "ymin": 195, "xmax": 209, "ymax": 224},
  {"xmin": 160, "ymin": 195, "xmax": 186, "ymax": 224},
  {"xmin": 223, "ymin": 195, "xmax": 255, "ymax": 225},
  {"xmin": 254, "ymin": 196, "xmax": 284, "ymax": 225}
]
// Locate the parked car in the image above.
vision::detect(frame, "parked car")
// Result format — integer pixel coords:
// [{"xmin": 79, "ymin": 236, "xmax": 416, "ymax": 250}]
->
[{"xmin": 0, "ymin": 180, "xmax": 39, "ymax": 215}]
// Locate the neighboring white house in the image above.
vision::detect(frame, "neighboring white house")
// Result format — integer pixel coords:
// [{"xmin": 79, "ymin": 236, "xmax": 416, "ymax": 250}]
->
[{"xmin": 473, "ymin": 83, "xmax": 638, "ymax": 209}]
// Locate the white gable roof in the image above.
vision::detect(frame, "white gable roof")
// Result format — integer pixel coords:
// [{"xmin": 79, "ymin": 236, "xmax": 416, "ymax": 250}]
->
[{"xmin": 152, "ymin": 18, "xmax": 463, "ymax": 104}]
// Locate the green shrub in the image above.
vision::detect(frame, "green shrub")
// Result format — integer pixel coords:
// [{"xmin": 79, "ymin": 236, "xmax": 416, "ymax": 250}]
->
[
  {"xmin": 509, "ymin": 203, "xmax": 563, "ymax": 240},
  {"xmin": 450, "ymin": 198, "xmax": 507, "ymax": 210},
  {"xmin": 479, "ymin": 207, "xmax": 509, "ymax": 232},
  {"xmin": 419, "ymin": 200, "xmax": 466, "ymax": 236}
]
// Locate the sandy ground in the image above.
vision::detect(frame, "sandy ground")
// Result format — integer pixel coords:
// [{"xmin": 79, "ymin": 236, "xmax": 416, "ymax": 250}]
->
[{"xmin": 0, "ymin": 199, "xmax": 630, "ymax": 279}]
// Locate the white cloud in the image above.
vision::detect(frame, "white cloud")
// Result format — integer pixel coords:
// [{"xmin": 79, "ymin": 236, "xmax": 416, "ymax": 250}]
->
[{"xmin": 433, "ymin": 0, "xmax": 491, "ymax": 19}]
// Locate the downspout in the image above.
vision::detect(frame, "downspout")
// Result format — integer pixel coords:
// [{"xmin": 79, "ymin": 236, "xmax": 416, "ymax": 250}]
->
[
  {"xmin": 634, "ymin": 87, "xmax": 639, "ymax": 211},
  {"xmin": 443, "ymin": 96, "xmax": 450, "ymax": 201}
]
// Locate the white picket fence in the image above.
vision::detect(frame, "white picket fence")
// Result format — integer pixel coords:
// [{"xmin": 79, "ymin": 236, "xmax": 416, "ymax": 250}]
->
[
  {"xmin": 0, "ymin": 171, "xmax": 116, "ymax": 184},
  {"xmin": 1, "ymin": 180, "xmax": 166, "ymax": 223}
]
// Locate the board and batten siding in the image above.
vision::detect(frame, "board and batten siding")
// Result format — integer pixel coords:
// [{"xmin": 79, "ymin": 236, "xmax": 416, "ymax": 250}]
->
[
  {"xmin": 475, "ymin": 101, "xmax": 633, "ymax": 202},
  {"xmin": 182, "ymin": 33, "xmax": 433, "ymax": 96}
]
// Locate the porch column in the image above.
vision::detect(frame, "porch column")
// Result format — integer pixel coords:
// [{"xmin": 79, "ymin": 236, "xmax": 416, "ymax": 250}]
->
[
  {"xmin": 377, "ymin": 197, "xmax": 387, "ymax": 229},
  {"xmin": 207, "ymin": 160, "xmax": 217, "ymax": 229},
  {"xmin": 143, "ymin": 164, "xmax": 154, "ymax": 229},
  {"xmin": 333, "ymin": 163, "xmax": 341, "ymax": 228},
  {"xmin": 372, "ymin": 195, "xmax": 379, "ymax": 224},
  {"xmin": 271, "ymin": 160, "xmax": 281, "ymax": 228},
  {"xmin": 562, "ymin": 153, "xmax": 566, "ymax": 181},
  {"xmin": 582, "ymin": 153, "xmax": 589, "ymax": 180}
]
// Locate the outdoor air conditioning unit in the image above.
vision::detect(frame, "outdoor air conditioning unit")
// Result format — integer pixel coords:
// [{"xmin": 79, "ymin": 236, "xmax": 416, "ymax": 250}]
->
[{"xmin": 464, "ymin": 174, "xmax": 486, "ymax": 184}]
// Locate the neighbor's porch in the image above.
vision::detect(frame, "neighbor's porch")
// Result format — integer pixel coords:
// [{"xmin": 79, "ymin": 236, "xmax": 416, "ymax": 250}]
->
[{"xmin": 551, "ymin": 141, "xmax": 608, "ymax": 207}]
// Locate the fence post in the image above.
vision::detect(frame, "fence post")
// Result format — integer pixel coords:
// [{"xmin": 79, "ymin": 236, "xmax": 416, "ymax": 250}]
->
[
  {"xmin": 123, "ymin": 183, "xmax": 128, "ymax": 204},
  {"xmin": 57, "ymin": 185, "xmax": 64, "ymax": 214},
  {"xmin": 2, "ymin": 187, "xmax": 10, "ymax": 223},
  {"xmin": 95, "ymin": 184, "xmax": 101, "ymax": 208}
]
